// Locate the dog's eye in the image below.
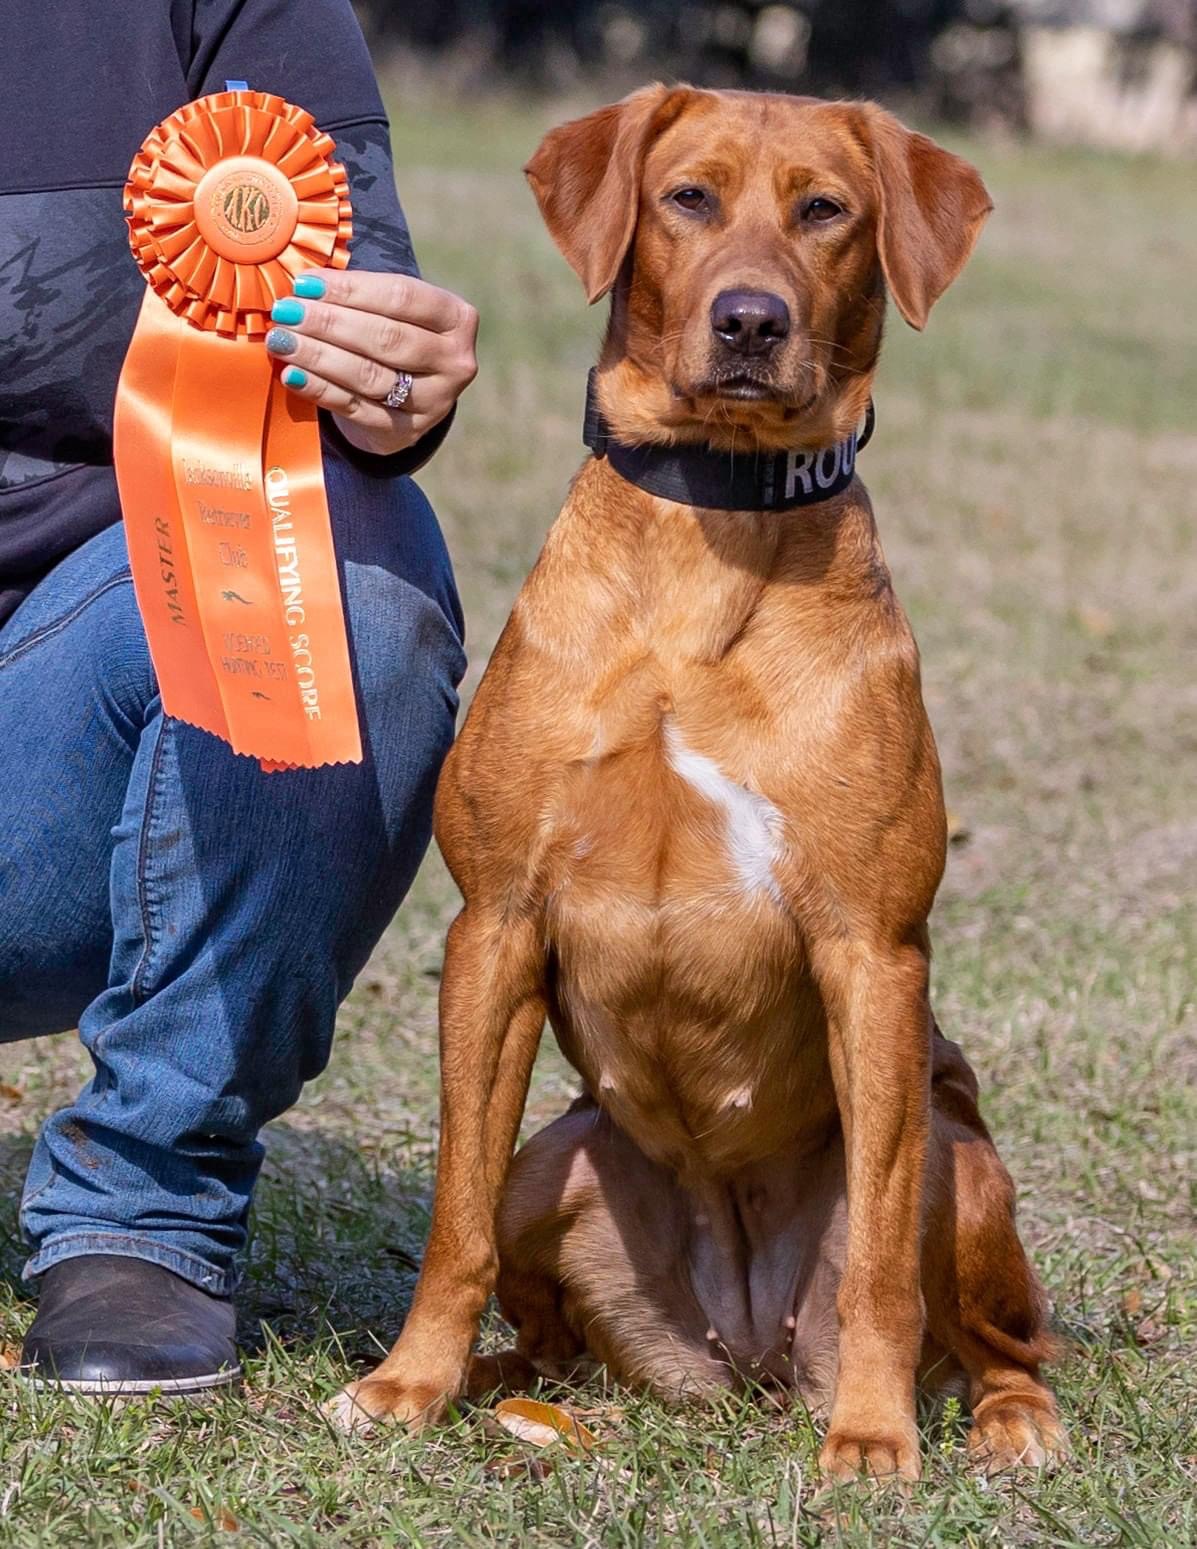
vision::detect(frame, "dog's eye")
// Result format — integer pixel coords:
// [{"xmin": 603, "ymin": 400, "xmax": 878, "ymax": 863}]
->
[
  {"xmin": 802, "ymin": 197, "xmax": 844, "ymax": 223},
  {"xmin": 670, "ymin": 187, "xmax": 711, "ymax": 214}
]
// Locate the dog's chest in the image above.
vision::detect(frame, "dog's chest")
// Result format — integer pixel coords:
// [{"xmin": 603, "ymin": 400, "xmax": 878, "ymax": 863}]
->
[
  {"xmin": 546, "ymin": 700, "xmax": 796, "ymax": 938},
  {"xmin": 542, "ymin": 701, "xmax": 833, "ymax": 1172}
]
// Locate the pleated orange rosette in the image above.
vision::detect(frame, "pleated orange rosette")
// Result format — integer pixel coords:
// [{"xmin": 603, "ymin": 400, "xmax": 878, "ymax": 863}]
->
[{"xmin": 114, "ymin": 89, "xmax": 361, "ymax": 768}]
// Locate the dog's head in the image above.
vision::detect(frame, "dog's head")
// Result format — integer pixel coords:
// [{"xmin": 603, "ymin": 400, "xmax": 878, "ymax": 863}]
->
[{"xmin": 526, "ymin": 88, "xmax": 992, "ymax": 451}]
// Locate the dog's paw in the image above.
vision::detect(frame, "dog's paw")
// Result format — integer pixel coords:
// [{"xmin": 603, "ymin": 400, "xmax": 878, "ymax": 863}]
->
[
  {"xmin": 968, "ymin": 1400, "xmax": 1068, "ymax": 1475},
  {"xmin": 818, "ymin": 1426, "xmax": 921, "ymax": 1485},
  {"xmin": 324, "ymin": 1373, "xmax": 455, "ymax": 1436}
]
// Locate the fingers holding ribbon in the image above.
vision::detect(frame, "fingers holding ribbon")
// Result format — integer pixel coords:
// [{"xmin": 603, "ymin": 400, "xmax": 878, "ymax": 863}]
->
[{"xmin": 264, "ymin": 269, "xmax": 479, "ymax": 457}]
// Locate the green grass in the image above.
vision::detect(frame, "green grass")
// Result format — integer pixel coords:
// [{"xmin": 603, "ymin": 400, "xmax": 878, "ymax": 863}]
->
[{"xmin": 2, "ymin": 86, "xmax": 1196, "ymax": 1545}]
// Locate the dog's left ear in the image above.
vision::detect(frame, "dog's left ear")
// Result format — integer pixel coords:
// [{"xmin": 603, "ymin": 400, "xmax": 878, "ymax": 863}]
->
[
  {"xmin": 525, "ymin": 85, "xmax": 693, "ymax": 304},
  {"xmin": 863, "ymin": 107, "xmax": 993, "ymax": 331}
]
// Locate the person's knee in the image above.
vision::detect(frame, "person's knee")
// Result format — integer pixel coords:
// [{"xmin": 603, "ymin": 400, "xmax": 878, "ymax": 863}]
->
[
  {"xmin": 327, "ymin": 454, "xmax": 464, "ymax": 644},
  {"xmin": 349, "ymin": 573, "xmax": 464, "ymax": 883},
  {"xmin": 215, "ymin": 494, "xmax": 466, "ymax": 1011},
  {"xmin": 336, "ymin": 476, "xmax": 465, "ymax": 843},
  {"xmin": 250, "ymin": 577, "xmax": 461, "ymax": 1083}
]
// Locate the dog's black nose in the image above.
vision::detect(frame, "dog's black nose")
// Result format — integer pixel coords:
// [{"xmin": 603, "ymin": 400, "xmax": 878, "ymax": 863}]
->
[{"xmin": 710, "ymin": 290, "xmax": 791, "ymax": 355}]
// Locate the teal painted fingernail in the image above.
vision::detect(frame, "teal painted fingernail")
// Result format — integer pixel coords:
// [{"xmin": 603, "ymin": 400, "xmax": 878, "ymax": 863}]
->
[
  {"xmin": 281, "ymin": 366, "xmax": 308, "ymax": 389},
  {"xmin": 265, "ymin": 327, "xmax": 298, "ymax": 356},
  {"xmin": 271, "ymin": 298, "xmax": 304, "ymax": 325},
  {"xmin": 293, "ymin": 274, "xmax": 326, "ymax": 299}
]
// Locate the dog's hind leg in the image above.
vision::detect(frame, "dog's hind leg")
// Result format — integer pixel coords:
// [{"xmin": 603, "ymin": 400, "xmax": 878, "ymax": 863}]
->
[
  {"xmin": 493, "ymin": 1100, "xmax": 737, "ymax": 1401},
  {"xmin": 922, "ymin": 1027, "xmax": 1068, "ymax": 1473}
]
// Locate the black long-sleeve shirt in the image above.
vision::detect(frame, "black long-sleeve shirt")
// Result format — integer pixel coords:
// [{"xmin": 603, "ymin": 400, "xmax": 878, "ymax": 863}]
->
[{"xmin": 1, "ymin": 0, "xmax": 439, "ymax": 628}]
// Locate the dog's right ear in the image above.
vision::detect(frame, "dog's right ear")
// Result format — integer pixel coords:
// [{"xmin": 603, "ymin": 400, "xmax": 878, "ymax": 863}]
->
[
  {"xmin": 525, "ymin": 86, "xmax": 689, "ymax": 304},
  {"xmin": 862, "ymin": 106, "xmax": 993, "ymax": 331}
]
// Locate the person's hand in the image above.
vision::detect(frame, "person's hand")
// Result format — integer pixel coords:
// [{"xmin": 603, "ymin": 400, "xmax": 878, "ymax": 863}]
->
[{"xmin": 264, "ymin": 270, "xmax": 479, "ymax": 457}]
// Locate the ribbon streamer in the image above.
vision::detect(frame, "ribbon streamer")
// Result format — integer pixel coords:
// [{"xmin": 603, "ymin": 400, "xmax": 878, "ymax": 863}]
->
[{"xmin": 114, "ymin": 90, "xmax": 361, "ymax": 767}]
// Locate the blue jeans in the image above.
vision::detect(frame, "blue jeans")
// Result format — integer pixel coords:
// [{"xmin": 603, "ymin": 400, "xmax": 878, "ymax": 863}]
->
[{"xmin": 0, "ymin": 449, "xmax": 464, "ymax": 1295}]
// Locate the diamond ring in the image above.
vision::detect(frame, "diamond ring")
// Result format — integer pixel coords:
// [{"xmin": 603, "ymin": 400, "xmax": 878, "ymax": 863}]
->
[{"xmin": 383, "ymin": 370, "xmax": 414, "ymax": 410}]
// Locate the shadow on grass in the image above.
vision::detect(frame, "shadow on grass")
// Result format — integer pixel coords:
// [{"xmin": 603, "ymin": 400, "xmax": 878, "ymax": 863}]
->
[
  {"xmin": 0, "ymin": 1122, "xmax": 435, "ymax": 1372},
  {"xmin": 240, "ymin": 1122, "xmax": 435, "ymax": 1368}
]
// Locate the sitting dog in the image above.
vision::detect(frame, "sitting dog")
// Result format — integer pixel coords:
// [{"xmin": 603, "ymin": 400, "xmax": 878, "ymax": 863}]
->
[{"xmin": 334, "ymin": 87, "xmax": 1068, "ymax": 1481}]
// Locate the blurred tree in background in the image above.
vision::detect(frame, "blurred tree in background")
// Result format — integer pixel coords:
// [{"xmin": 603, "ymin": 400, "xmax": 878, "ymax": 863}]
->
[
  {"xmin": 355, "ymin": 0, "xmax": 1197, "ymax": 150},
  {"xmin": 355, "ymin": 0, "xmax": 991, "ymax": 96}
]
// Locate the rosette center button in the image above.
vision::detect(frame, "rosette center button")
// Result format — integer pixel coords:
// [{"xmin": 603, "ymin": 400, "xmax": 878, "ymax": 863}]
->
[{"xmin": 193, "ymin": 155, "xmax": 299, "ymax": 263}]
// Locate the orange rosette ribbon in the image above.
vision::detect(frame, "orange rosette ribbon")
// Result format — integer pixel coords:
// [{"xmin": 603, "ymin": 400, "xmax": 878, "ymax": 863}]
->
[{"xmin": 113, "ymin": 89, "xmax": 361, "ymax": 769}]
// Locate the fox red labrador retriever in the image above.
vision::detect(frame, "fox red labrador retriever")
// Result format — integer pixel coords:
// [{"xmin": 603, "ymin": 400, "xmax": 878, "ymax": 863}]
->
[{"xmin": 333, "ymin": 87, "xmax": 1067, "ymax": 1482}]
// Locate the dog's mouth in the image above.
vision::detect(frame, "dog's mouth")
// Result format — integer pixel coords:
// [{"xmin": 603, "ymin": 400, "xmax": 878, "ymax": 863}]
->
[
  {"xmin": 710, "ymin": 373, "xmax": 777, "ymax": 401},
  {"xmin": 683, "ymin": 375, "xmax": 820, "ymax": 421},
  {"xmin": 685, "ymin": 367, "xmax": 817, "ymax": 410},
  {"xmin": 686, "ymin": 368, "xmax": 782, "ymax": 403}
]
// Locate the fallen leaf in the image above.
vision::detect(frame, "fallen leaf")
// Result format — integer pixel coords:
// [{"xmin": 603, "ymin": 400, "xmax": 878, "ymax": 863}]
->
[
  {"xmin": 493, "ymin": 1398, "xmax": 597, "ymax": 1454},
  {"xmin": 1, "ymin": 1347, "xmax": 22, "ymax": 1370},
  {"xmin": 190, "ymin": 1507, "xmax": 239, "ymax": 1531},
  {"xmin": 0, "ymin": 1084, "xmax": 22, "ymax": 1103},
  {"xmin": 1121, "ymin": 1287, "xmax": 1143, "ymax": 1317},
  {"xmin": 1133, "ymin": 1317, "xmax": 1166, "ymax": 1347}
]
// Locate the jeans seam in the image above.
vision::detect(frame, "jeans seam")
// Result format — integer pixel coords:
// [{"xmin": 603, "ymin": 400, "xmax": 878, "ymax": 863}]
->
[
  {"xmin": 0, "ymin": 572, "xmax": 132, "ymax": 670},
  {"xmin": 130, "ymin": 716, "xmax": 170, "ymax": 1007}
]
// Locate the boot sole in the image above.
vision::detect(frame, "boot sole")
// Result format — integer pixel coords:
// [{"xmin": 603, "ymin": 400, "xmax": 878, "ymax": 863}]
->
[{"xmin": 21, "ymin": 1366, "xmax": 242, "ymax": 1398}]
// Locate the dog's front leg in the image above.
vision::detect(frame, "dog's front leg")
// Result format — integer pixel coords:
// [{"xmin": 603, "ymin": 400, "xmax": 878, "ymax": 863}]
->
[
  {"xmin": 330, "ymin": 906, "xmax": 546, "ymax": 1431},
  {"xmin": 814, "ymin": 939, "xmax": 931, "ymax": 1483}
]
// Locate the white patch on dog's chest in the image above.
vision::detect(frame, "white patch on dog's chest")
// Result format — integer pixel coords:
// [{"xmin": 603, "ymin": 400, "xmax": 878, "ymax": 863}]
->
[{"xmin": 664, "ymin": 720, "xmax": 784, "ymax": 900}]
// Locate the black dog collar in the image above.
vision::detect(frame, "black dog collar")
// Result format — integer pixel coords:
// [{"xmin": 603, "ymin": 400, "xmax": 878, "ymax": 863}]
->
[{"xmin": 583, "ymin": 369, "xmax": 874, "ymax": 512}]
